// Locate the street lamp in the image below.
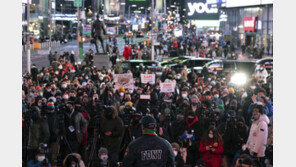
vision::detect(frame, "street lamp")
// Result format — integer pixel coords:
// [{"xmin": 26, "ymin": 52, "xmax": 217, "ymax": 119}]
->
[{"xmin": 60, "ymin": 4, "xmax": 64, "ymax": 36}]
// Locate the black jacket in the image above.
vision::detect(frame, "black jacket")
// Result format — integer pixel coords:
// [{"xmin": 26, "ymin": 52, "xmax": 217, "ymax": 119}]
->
[
  {"xmin": 100, "ymin": 116, "xmax": 124, "ymax": 153},
  {"xmin": 123, "ymin": 134, "xmax": 175, "ymax": 167}
]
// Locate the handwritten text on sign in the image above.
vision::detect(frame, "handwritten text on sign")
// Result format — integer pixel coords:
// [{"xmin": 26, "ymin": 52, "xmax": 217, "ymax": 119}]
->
[
  {"xmin": 141, "ymin": 74, "xmax": 155, "ymax": 84},
  {"xmin": 160, "ymin": 82, "xmax": 176, "ymax": 93}
]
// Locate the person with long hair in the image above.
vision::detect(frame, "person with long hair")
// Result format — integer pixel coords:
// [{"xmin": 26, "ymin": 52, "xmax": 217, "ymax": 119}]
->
[{"xmin": 199, "ymin": 126, "xmax": 224, "ymax": 167}]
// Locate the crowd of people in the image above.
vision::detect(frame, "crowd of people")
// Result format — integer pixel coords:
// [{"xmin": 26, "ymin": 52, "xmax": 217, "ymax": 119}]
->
[{"xmin": 23, "ymin": 41, "xmax": 273, "ymax": 167}]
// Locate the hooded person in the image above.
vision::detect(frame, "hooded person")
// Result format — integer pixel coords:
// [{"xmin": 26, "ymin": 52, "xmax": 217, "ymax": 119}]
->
[
  {"xmin": 99, "ymin": 106, "xmax": 124, "ymax": 167},
  {"xmin": 63, "ymin": 153, "xmax": 85, "ymax": 167}
]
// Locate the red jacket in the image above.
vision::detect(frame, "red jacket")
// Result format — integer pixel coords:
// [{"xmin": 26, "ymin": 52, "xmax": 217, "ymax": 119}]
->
[
  {"xmin": 123, "ymin": 46, "xmax": 131, "ymax": 60},
  {"xmin": 199, "ymin": 138, "xmax": 224, "ymax": 167}
]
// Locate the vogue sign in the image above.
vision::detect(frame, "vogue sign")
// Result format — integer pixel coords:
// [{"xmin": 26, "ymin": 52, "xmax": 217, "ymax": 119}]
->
[
  {"xmin": 186, "ymin": 0, "xmax": 219, "ymax": 20},
  {"xmin": 243, "ymin": 17, "xmax": 258, "ymax": 32}
]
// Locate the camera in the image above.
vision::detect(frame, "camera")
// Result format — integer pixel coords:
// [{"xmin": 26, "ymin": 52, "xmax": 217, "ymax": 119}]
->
[{"xmin": 121, "ymin": 105, "xmax": 136, "ymax": 127}]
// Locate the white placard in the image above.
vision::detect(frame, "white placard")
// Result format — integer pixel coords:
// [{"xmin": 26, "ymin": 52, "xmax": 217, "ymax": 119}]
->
[
  {"xmin": 160, "ymin": 82, "xmax": 176, "ymax": 93},
  {"xmin": 113, "ymin": 73, "xmax": 134, "ymax": 90},
  {"xmin": 141, "ymin": 74, "xmax": 155, "ymax": 84}
]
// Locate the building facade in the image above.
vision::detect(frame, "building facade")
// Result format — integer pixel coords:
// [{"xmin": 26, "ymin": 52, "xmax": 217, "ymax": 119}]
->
[{"xmin": 222, "ymin": 0, "xmax": 273, "ymax": 55}]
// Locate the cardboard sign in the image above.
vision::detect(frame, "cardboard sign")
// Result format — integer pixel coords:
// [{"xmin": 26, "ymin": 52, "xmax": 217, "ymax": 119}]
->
[
  {"xmin": 113, "ymin": 73, "xmax": 134, "ymax": 90},
  {"xmin": 140, "ymin": 95, "xmax": 151, "ymax": 100},
  {"xmin": 141, "ymin": 74, "xmax": 155, "ymax": 84},
  {"xmin": 160, "ymin": 82, "xmax": 176, "ymax": 93}
]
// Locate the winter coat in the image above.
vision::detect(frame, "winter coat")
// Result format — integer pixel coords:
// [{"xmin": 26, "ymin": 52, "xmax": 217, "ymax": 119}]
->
[
  {"xmin": 28, "ymin": 118, "xmax": 50, "ymax": 149},
  {"xmin": 175, "ymin": 152, "xmax": 185, "ymax": 167},
  {"xmin": 180, "ymin": 69, "xmax": 188, "ymax": 81},
  {"xmin": 100, "ymin": 111, "xmax": 124, "ymax": 153},
  {"xmin": 170, "ymin": 120, "xmax": 188, "ymax": 143},
  {"xmin": 246, "ymin": 114, "xmax": 269, "ymax": 157},
  {"xmin": 64, "ymin": 110, "xmax": 88, "ymax": 143},
  {"xmin": 27, "ymin": 160, "xmax": 51, "ymax": 167},
  {"xmin": 123, "ymin": 46, "xmax": 131, "ymax": 60},
  {"xmin": 199, "ymin": 138, "xmax": 224, "ymax": 167},
  {"xmin": 123, "ymin": 134, "xmax": 175, "ymax": 167}
]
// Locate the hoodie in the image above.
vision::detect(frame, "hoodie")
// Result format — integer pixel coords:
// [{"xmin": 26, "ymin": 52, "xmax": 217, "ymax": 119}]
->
[{"xmin": 246, "ymin": 114, "xmax": 270, "ymax": 157}]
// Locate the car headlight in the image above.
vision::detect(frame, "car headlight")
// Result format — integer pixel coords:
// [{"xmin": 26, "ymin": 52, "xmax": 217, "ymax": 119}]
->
[{"xmin": 230, "ymin": 72, "xmax": 247, "ymax": 86}]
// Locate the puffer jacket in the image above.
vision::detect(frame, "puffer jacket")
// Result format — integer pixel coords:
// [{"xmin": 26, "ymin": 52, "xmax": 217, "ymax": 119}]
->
[{"xmin": 246, "ymin": 114, "xmax": 269, "ymax": 157}]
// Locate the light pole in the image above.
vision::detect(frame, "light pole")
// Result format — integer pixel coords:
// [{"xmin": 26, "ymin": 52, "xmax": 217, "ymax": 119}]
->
[
  {"xmin": 151, "ymin": 0, "xmax": 155, "ymax": 60},
  {"xmin": 60, "ymin": 4, "xmax": 64, "ymax": 37},
  {"xmin": 26, "ymin": 0, "xmax": 31, "ymax": 73}
]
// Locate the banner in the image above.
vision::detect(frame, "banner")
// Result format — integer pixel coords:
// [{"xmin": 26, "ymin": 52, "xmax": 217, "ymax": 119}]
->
[
  {"xmin": 141, "ymin": 74, "xmax": 155, "ymax": 84},
  {"xmin": 243, "ymin": 17, "xmax": 258, "ymax": 32},
  {"xmin": 113, "ymin": 73, "xmax": 134, "ymax": 90},
  {"xmin": 160, "ymin": 82, "xmax": 176, "ymax": 93}
]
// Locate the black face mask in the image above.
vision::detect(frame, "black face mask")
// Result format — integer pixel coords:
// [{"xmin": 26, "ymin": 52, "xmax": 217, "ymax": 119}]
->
[
  {"xmin": 105, "ymin": 111, "xmax": 113, "ymax": 119},
  {"xmin": 187, "ymin": 117, "xmax": 195, "ymax": 123},
  {"xmin": 75, "ymin": 106, "xmax": 81, "ymax": 112},
  {"xmin": 177, "ymin": 115, "xmax": 184, "ymax": 121}
]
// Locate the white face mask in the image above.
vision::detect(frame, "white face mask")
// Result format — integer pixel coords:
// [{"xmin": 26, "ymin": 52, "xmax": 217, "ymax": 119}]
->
[
  {"xmin": 173, "ymin": 151, "xmax": 178, "ymax": 157},
  {"xmin": 39, "ymin": 92, "xmax": 43, "ymax": 96},
  {"xmin": 182, "ymin": 94, "xmax": 187, "ymax": 98},
  {"xmin": 209, "ymin": 134, "xmax": 214, "ymax": 138},
  {"xmin": 120, "ymin": 92, "xmax": 124, "ymax": 96},
  {"xmin": 71, "ymin": 164, "xmax": 76, "ymax": 167},
  {"xmin": 63, "ymin": 94, "xmax": 69, "ymax": 100},
  {"xmin": 40, "ymin": 73, "xmax": 44, "ymax": 76},
  {"xmin": 62, "ymin": 84, "xmax": 67, "ymax": 88},
  {"xmin": 58, "ymin": 65, "xmax": 63, "ymax": 70},
  {"xmin": 250, "ymin": 86, "xmax": 256, "ymax": 90},
  {"xmin": 99, "ymin": 77, "xmax": 104, "ymax": 80},
  {"xmin": 55, "ymin": 71, "xmax": 59, "ymax": 75},
  {"xmin": 37, "ymin": 156, "xmax": 45, "ymax": 162},
  {"xmin": 242, "ymin": 92, "xmax": 248, "ymax": 99},
  {"xmin": 214, "ymin": 94, "xmax": 219, "ymax": 98},
  {"xmin": 129, "ymin": 90, "xmax": 133, "ymax": 94},
  {"xmin": 71, "ymin": 70, "xmax": 75, "ymax": 73},
  {"xmin": 85, "ymin": 77, "xmax": 89, "ymax": 80},
  {"xmin": 82, "ymin": 82, "xmax": 87, "ymax": 86}
]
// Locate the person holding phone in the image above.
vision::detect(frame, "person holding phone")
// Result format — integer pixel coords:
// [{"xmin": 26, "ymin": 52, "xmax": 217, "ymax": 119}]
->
[{"xmin": 199, "ymin": 126, "xmax": 224, "ymax": 167}]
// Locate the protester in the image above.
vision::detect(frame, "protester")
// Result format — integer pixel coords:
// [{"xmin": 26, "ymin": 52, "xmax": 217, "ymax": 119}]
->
[
  {"xmin": 22, "ymin": 26, "xmax": 273, "ymax": 167},
  {"xmin": 199, "ymin": 126, "xmax": 224, "ymax": 167}
]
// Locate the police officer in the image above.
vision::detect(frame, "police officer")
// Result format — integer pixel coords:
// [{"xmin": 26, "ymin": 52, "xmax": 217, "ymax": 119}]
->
[{"xmin": 123, "ymin": 115, "xmax": 175, "ymax": 167}]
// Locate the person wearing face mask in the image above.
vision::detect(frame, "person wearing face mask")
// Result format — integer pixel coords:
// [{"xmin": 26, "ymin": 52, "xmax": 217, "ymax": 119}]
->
[
  {"xmin": 190, "ymin": 95, "xmax": 201, "ymax": 114},
  {"xmin": 170, "ymin": 111, "xmax": 187, "ymax": 144},
  {"xmin": 91, "ymin": 147, "xmax": 109, "ymax": 167},
  {"xmin": 171, "ymin": 143, "xmax": 185, "ymax": 167},
  {"xmin": 62, "ymin": 153, "xmax": 83, "ymax": 167},
  {"xmin": 27, "ymin": 148, "xmax": 51, "ymax": 167},
  {"xmin": 44, "ymin": 100, "xmax": 61, "ymax": 165},
  {"xmin": 100, "ymin": 106, "xmax": 124, "ymax": 167},
  {"xmin": 245, "ymin": 106, "xmax": 269, "ymax": 159},
  {"xmin": 181, "ymin": 111, "xmax": 203, "ymax": 166},
  {"xmin": 27, "ymin": 107, "xmax": 50, "ymax": 163},
  {"xmin": 212, "ymin": 91, "xmax": 225, "ymax": 111},
  {"xmin": 61, "ymin": 100, "xmax": 88, "ymax": 156},
  {"xmin": 199, "ymin": 126, "xmax": 224, "ymax": 167}
]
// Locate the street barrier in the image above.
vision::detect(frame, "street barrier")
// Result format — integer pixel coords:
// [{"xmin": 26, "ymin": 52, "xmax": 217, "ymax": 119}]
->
[{"xmin": 33, "ymin": 42, "xmax": 41, "ymax": 49}]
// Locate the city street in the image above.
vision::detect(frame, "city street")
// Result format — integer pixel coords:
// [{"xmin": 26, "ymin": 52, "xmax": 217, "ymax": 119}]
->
[{"xmin": 22, "ymin": 36, "xmax": 147, "ymax": 73}]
